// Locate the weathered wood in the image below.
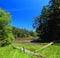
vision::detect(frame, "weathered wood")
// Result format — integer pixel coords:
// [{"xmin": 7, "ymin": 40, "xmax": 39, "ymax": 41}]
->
[
  {"xmin": 35, "ymin": 42, "xmax": 54, "ymax": 52},
  {"xmin": 11, "ymin": 45, "xmax": 44, "ymax": 58},
  {"xmin": 11, "ymin": 42, "xmax": 53, "ymax": 58}
]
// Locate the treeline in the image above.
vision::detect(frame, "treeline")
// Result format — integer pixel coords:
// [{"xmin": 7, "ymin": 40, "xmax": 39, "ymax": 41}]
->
[
  {"xmin": 12, "ymin": 27, "xmax": 37, "ymax": 39},
  {"xmin": 33, "ymin": 0, "xmax": 60, "ymax": 42}
]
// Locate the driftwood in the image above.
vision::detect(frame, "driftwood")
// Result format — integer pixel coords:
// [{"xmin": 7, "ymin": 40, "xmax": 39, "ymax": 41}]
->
[
  {"xmin": 35, "ymin": 42, "xmax": 54, "ymax": 52},
  {"xmin": 12, "ymin": 45, "xmax": 44, "ymax": 58},
  {"xmin": 11, "ymin": 42, "xmax": 54, "ymax": 58}
]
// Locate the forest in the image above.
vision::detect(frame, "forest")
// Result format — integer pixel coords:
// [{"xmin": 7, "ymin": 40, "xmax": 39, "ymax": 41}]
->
[{"xmin": 33, "ymin": 0, "xmax": 60, "ymax": 42}]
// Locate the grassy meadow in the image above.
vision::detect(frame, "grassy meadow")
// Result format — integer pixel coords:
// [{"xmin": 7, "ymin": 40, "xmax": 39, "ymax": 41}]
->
[
  {"xmin": 0, "ymin": 45, "xmax": 35, "ymax": 58},
  {"xmin": 0, "ymin": 43, "xmax": 60, "ymax": 58}
]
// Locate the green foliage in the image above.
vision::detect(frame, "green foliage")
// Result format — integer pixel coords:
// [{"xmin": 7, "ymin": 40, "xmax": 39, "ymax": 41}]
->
[
  {"xmin": 0, "ymin": 9, "xmax": 14, "ymax": 46},
  {"xmin": 12, "ymin": 27, "xmax": 37, "ymax": 38},
  {"xmin": 0, "ymin": 9, "xmax": 11, "ymax": 25},
  {"xmin": 33, "ymin": 0, "xmax": 60, "ymax": 41}
]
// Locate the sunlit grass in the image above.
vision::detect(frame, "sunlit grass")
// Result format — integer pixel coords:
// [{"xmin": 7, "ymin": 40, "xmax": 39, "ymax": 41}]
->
[
  {"xmin": 0, "ymin": 43, "xmax": 60, "ymax": 58},
  {"xmin": 13, "ymin": 43, "xmax": 42, "ymax": 51},
  {"xmin": 0, "ymin": 45, "xmax": 35, "ymax": 58},
  {"xmin": 37, "ymin": 45, "xmax": 60, "ymax": 58},
  {"xmin": 13, "ymin": 43, "xmax": 60, "ymax": 58}
]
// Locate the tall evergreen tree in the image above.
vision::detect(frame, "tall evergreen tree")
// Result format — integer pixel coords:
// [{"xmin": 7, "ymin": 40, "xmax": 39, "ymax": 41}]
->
[{"xmin": 33, "ymin": 0, "xmax": 60, "ymax": 42}]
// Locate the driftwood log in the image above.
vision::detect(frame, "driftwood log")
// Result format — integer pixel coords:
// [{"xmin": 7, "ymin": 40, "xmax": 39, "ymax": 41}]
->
[
  {"xmin": 35, "ymin": 42, "xmax": 54, "ymax": 52},
  {"xmin": 11, "ymin": 42, "xmax": 54, "ymax": 58},
  {"xmin": 12, "ymin": 45, "xmax": 44, "ymax": 58}
]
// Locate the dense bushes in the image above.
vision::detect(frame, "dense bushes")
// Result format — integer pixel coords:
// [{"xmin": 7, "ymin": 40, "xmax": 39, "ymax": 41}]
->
[{"xmin": 0, "ymin": 9, "xmax": 14, "ymax": 46}]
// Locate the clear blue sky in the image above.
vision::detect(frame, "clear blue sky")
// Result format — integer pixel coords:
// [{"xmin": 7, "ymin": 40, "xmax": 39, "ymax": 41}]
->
[{"xmin": 0, "ymin": 0, "xmax": 49, "ymax": 31}]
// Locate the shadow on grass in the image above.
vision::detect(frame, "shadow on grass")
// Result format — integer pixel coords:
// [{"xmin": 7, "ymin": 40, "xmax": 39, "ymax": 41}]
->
[
  {"xmin": 31, "ymin": 38, "xmax": 60, "ymax": 44},
  {"xmin": 31, "ymin": 38, "xmax": 50, "ymax": 43},
  {"xmin": 0, "ymin": 43, "xmax": 11, "ymax": 47}
]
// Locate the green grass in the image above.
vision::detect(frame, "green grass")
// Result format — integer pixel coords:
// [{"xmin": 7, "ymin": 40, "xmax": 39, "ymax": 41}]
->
[
  {"xmin": 37, "ymin": 45, "xmax": 60, "ymax": 58},
  {"xmin": 13, "ymin": 43, "xmax": 42, "ymax": 51},
  {"xmin": 13, "ymin": 43, "xmax": 60, "ymax": 58},
  {"xmin": 0, "ymin": 43, "xmax": 60, "ymax": 58},
  {"xmin": 0, "ymin": 45, "xmax": 35, "ymax": 58}
]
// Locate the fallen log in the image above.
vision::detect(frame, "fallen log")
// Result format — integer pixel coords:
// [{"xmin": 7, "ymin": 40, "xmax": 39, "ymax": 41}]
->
[
  {"xmin": 35, "ymin": 42, "xmax": 54, "ymax": 52},
  {"xmin": 11, "ymin": 42, "xmax": 54, "ymax": 58},
  {"xmin": 11, "ymin": 45, "xmax": 44, "ymax": 58}
]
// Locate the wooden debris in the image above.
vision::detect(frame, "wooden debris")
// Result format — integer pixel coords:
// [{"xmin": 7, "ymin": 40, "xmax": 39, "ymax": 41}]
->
[
  {"xmin": 12, "ymin": 45, "xmax": 44, "ymax": 58},
  {"xmin": 35, "ymin": 42, "xmax": 54, "ymax": 52}
]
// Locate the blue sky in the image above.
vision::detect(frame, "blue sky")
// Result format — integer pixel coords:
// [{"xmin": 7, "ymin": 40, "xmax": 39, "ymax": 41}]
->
[{"xmin": 0, "ymin": 0, "xmax": 49, "ymax": 31}]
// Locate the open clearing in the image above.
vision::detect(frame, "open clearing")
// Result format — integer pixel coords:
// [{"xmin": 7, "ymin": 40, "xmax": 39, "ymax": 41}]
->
[{"xmin": 0, "ymin": 42, "xmax": 60, "ymax": 58}]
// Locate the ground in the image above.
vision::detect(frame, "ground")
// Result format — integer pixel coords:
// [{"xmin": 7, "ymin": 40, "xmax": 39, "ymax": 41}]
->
[{"xmin": 0, "ymin": 39, "xmax": 60, "ymax": 58}]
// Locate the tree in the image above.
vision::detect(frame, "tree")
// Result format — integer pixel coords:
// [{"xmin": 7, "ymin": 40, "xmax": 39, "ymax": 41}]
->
[
  {"xmin": 0, "ymin": 9, "xmax": 14, "ymax": 46},
  {"xmin": 33, "ymin": 0, "xmax": 60, "ymax": 42},
  {"xmin": 12, "ymin": 26, "xmax": 37, "ymax": 38}
]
